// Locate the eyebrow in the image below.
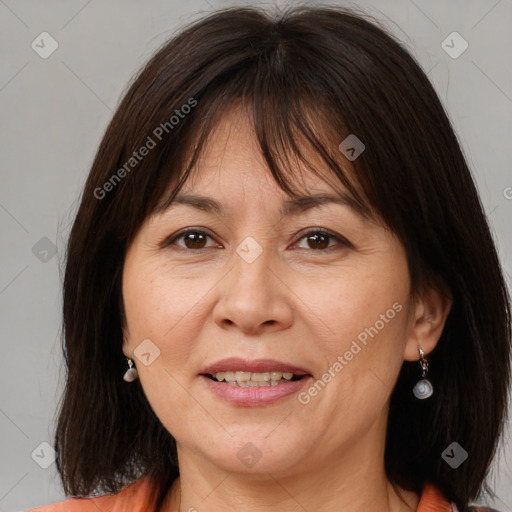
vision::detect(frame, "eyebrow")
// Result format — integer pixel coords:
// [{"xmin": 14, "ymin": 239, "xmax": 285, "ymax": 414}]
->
[{"xmin": 160, "ymin": 192, "xmax": 370, "ymax": 219}]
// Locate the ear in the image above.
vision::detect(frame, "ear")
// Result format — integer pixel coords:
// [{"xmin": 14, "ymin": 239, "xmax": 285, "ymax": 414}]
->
[
  {"xmin": 119, "ymin": 292, "xmax": 133, "ymax": 358},
  {"xmin": 122, "ymin": 336, "xmax": 131, "ymax": 358},
  {"xmin": 404, "ymin": 283, "xmax": 452, "ymax": 361},
  {"xmin": 122, "ymin": 326, "xmax": 134, "ymax": 359}
]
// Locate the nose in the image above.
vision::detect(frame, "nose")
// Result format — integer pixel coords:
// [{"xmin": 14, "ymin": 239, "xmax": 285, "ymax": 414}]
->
[{"xmin": 212, "ymin": 247, "xmax": 293, "ymax": 335}]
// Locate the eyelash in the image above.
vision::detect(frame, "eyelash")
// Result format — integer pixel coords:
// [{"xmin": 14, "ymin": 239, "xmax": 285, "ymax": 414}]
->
[{"xmin": 163, "ymin": 228, "xmax": 352, "ymax": 254}]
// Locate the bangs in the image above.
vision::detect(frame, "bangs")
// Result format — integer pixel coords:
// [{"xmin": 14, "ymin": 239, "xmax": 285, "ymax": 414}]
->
[{"xmin": 151, "ymin": 72, "xmax": 376, "ymax": 223}]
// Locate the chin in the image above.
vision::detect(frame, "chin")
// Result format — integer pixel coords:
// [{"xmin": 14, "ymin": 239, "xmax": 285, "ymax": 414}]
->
[{"xmin": 196, "ymin": 428, "xmax": 313, "ymax": 476}]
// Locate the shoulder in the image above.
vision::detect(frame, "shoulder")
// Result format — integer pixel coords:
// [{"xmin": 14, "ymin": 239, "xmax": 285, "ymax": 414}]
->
[
  {"xmin": 419, "ymin": 483, "xmax": 503, "ymax": 512},
  {"xmin": 24, "ymin": 476, "xmax": 156, "ymax": 512}
]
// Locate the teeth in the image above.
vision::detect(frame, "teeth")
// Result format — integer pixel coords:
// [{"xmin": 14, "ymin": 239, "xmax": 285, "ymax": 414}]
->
[
  {"xmin": 235, "ymin": 380, "xmax": 284, "ymax": 387},
  {"xmin": 251, "ymin": 372, "xmax": 271, "ymax": 382},
  {"xmin": 213, "ymin": 370, "xmax": 300, "ymax": 385},
  {"xmin": 235, "ymin": 371, "xmax": 251, "ymax": 382},
  {"xmin": 224, "ymin": 371, "xmax": 236, "ymax": 382}
]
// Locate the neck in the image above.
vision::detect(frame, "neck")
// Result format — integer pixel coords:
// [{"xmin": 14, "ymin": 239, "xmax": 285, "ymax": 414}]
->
[{"xmin": 160, "ymin": 424, "xmax": 419, "ymax": 512}]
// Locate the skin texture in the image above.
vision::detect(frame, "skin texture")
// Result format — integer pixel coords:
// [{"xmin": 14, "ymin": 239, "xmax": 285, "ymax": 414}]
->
[{"xmin": 122, "ymin": 105, "xmax": 452, "ymax": 512}]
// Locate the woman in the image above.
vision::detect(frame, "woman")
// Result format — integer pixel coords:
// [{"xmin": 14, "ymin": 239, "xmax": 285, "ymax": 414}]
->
[{"xmin": 28, "ymin": 5, "xmax": 510, "ymax": 512}]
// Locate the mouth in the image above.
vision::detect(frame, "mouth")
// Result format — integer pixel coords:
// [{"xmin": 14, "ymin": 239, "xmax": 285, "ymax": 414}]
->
[
  {"xmin": 204, "ymin": 371, "xmax": 306, "ymax": 387},
  {"xmin": 199, "ymin": 358, "xmax": 312, "ymax": 405},
  {"xmin": 200, "ymin": 357, "xmax": 312, "ymax": 382}
]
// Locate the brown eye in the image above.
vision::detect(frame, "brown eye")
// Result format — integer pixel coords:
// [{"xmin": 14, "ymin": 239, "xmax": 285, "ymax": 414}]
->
[
  {"xmin": 294, "ymin": 229, "xmax": 350, "ymax": 252},
  {"xmin": 166, "ymin": 229, "xmax": 219, "ymax": 251},
  {"xmin": 306, "ymin": 232, "xmax": 330, "ymax": 250},
  {"xmin": 182, "ymin": 231, "xmax": 208, "ymax": 249}
]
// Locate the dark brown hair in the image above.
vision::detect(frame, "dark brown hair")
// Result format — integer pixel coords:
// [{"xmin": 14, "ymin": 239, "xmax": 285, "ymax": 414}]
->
[{"xmin": 56, "ymin": 5, "xmax": 511, "ymax": 510}]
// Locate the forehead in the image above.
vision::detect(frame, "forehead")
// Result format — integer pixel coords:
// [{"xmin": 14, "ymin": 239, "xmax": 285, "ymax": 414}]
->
[
  {"xmin": 153, "ymin": 101, "xmax": 377, "ymax": 224},
  {"xmin": 179, "ymin": 104, "xmax": 349, "ymax": 197},
  {"xmin": 162, "ymin": 159, "xmax": 368, "ymax": 225}
]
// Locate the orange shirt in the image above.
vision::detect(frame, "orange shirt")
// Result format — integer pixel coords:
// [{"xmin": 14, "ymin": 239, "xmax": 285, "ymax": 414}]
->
[
  {"xmin": 25, "ymin": 477, "xmax": 483, "ymax": 511},
  {"xmin": 26, "ymin": 477, "xmax": 155, "ymax": 512}
]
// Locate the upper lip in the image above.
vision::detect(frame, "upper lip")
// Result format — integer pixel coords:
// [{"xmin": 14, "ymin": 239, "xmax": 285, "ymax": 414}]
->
[{"xmin": 201, "ymin": 357, "xmax": 311, "ymax": 376}]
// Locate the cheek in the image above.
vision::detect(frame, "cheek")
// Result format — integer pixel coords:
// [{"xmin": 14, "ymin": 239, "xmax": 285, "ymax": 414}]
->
[
  {"xmin": 295, "ymin": 276, "xmax": 409, "ymax": 440},
  {"xmin": 125, "ymin": 258, "xmax": 199, "ymax": 326},
  {"xmin": 122, "ymin": 261, "xmax": 216, "ymax": 436},
  {"xmin": 293, "ymin": 260, "xmax": 409, "ymax": 352},
  {"xmin": 291, "ymin": 255, "xmax": 411, "ymax": 417},
  {"xmin": 122, "ymin": 260, "xmax": 212, "ymax": 366}
]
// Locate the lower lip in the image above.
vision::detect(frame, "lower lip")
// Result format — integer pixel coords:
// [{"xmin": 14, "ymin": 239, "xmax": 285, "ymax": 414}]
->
[{"xmin": 200, "ymin": 375, "xmax": 312, "ymax": 406}]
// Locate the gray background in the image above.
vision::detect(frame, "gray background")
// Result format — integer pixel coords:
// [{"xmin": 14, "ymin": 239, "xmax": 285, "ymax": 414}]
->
[{"xmin": 1, "ymin": 0, "xmax": 511, "ymax": 510}]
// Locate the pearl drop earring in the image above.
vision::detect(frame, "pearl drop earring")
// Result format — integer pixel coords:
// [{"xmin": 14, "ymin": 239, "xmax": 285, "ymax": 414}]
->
[
  {"xmin": 123, "ymin": 357, "xmax": 139, "ymax": 382},
  {"xmin": 412, "ymin": 347, "xmax": 433, "ymax": 399}
]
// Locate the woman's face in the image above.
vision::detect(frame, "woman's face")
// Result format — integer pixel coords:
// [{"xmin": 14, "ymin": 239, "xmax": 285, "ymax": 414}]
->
[{"xmin": 122, "ymin": 106, "xmax": 430, "ymax": 478}]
